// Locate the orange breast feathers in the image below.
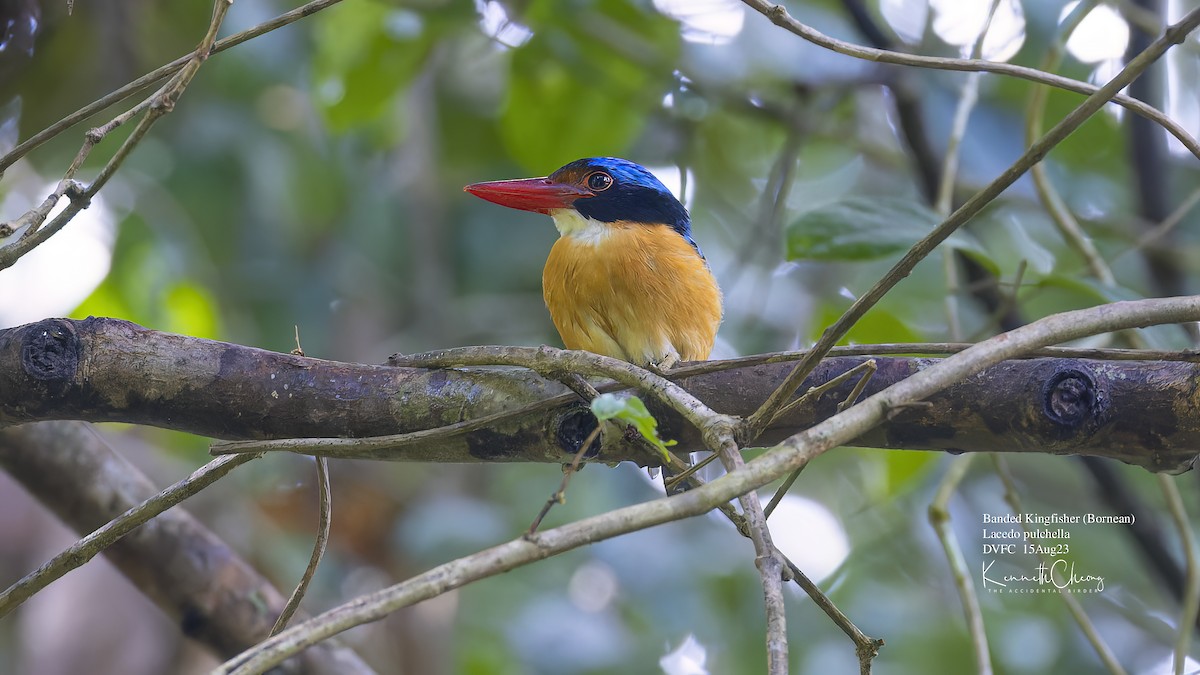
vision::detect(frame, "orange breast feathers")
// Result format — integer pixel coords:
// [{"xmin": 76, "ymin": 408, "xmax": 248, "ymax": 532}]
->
[{"xmin": 542, "ymin": 220, "xmax": 722, "ymax": 368}]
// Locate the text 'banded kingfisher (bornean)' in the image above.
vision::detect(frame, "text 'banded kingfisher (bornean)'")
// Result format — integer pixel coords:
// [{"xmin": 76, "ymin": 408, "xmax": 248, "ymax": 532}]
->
[{"xmin": 465, "ymin": 157, "xmax": 722, "ymax": 370}]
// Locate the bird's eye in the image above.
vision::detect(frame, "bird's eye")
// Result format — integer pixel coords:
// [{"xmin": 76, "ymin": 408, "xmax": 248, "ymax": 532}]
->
[{"xmin": 586, "ymin": 171, "xmax": 613, "ymax": 191}]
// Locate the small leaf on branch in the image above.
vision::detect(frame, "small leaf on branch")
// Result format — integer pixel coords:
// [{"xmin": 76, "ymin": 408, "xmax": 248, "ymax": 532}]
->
[{"xmin": 591, "ymin": 393, "xmax": 676, "ymax": 461}]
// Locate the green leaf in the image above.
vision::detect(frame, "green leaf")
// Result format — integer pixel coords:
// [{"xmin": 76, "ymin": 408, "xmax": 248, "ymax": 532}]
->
[
  {"xmin": 784, "ymin": 197, "xmax": 993, "ymax": 269},
  {"xmin": 502, "ymin": 57, "xmax": 639, "ymax": 171},
  {"xmin": 786, "ymin": 197, "xmax": 937, "ymax": 261},
  {"xmin": 842, "ymin": 448, "xmax": 938, "ymax": 501},
  {"xmin": 881, "ymin": 451, "xmax": 938, "ymax": 495},
  {"xmin": 1035, "ymin": 275, "xmax": 1141, "ymax": 304},
  {"xmin": 311, "ymin": 1, "xmax": 431, "ymax": 133},
  {"xmin": 499, "ymin": 0, "xmax": 680, "ymax": 171},
  {"xmin": 74, "ymin": 279, "xmax": 132, "ymax": 324},
  {"xmin": 591, "ymin": 393, "xmax": 676, "ymax": 461},
  {"xmin": 1002, "ymin": 214, "xmax": 1056, "ymax": 276},
  {"xmin": 162, "ymin": 282, "xmax": 221, "ymax": 340},
  {"xmin": 782, "ymin": 154, "xmax": 863, "ymax": 214},
  {"xmin": 812, "ymin": 304, "xmax": 922, "ymax": 345}
]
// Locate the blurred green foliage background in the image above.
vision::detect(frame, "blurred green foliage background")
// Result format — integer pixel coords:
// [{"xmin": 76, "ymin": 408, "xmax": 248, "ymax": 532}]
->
[{"xmin": 1, "ymin": 0, "xmax": 1199, "ymax": 673}]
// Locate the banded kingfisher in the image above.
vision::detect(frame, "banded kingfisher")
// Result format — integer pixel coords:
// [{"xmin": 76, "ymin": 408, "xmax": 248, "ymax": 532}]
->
[{"xmin": 465, "ymin": 157, "xmax": 722, "ymax": 370}]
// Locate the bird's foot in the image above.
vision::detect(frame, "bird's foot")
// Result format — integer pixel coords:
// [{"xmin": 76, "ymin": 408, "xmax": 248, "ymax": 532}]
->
[{"xmin": 647, "ymin": 354, "xmax": 678, "ymax": 375}]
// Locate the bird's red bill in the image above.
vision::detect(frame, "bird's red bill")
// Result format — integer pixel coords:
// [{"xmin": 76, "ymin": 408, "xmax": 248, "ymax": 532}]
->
[{"xmin": 464, "ymin": 177, "xmax": 590, "ymax": 214}]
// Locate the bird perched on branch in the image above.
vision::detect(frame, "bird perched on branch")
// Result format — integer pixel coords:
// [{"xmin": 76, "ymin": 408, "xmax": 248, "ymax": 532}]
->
[{"xmin": 465, "ymin": 157, "xmax": 722, "ymax": 370}]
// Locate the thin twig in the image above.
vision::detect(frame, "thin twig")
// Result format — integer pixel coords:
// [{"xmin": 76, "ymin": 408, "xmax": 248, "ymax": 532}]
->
[
  {"xmin": 0, "ymin": 179, "xmax": 82, "ymax": 240},
  {"xmin": 928, "ymin": 455, "xmax": 992, "ymax": 675},
  {"xmin": 268, "ymin": 322, "xmax": 331, "ymax": 634},
  {"xmin": 662, "ymin": 453, "xmax": 719, "ymax": 491},
  {"xmin": 836, "ymin": 360, "xmax": 875, "ymax": 413},
  {"xmin": 715, "ymin": 436, "xmax": 789, "ymax": 674},
  {"xmin": 0, "ymin": 0, "xmax": 236, "ymax": 271},
  {"xmin": 739, "ymin": 0, "xmax": 1200, "ymax": 160},
  {"xmin": 270, "ymin": 456, "xmax": 333, "ymax": 636},
  {"xmin": 1157, "ymin": 473, "xmax": 1199, "ymax": 675},
  {"xmin": 210, "ymin": 342, "xmax": 1200, "ymax": 462},
  {"xmin": 210, "ymin": 404, "xmax": 563, "ymax": 458},
  {"xmin": 968, "ymin": 260, "xmax": 1027, "ymax": 341},
  {"xmin": 0, "ymin": 0, "xmax": 346, "ymax": 174},
  {"xmin": 0, "ymin": 452, "xmax": 258, "ymax": 617},
  {"xmin": 216, "ymin": 297, "xmax": 1200, "ymax": 675},
  {"xmin": 934, "ymin": 0, "xmax": 1001, "ymax": 215},
  {"xmin": 937, "ymin": 0, "xmax": 1002, "ymax": 341},
  {"xmin": 669, "ymin": 342, "xmax": 1200, "ymax": 374},
  {"xmin": 388, "ymin": 345, "xmax": 738, "ymax": 445},
  {"xmin": 770, "ymin": 359, "xmax": 878, "ymax": 425},
  {"xmin": 764, "ymin": 359, "xmax": 876, "ymax": 518},
  {"xmin": 528, "ymin": 426, "xmax": 602, "ymax": 534},
  {"xmin": 720, "ymin": 96, "xmax": 805, "ymax": 287},
  {"xmin": 741, "ymin": 6, "xmax": 1200, "ymax": 441},
  {"xmin": 942, "ymin": 252, "xmax": 964, "ymax": 341},
  {"xmin": 762, "ymin": 464, "xmax": 805, "ymax": 519},
  {"xmin": 783, "ymin": 553, "xmax": 882, "ymax": 673},
  {"xmin": 1117, "ymin": 185, "xmax": 1200, "ymax": 262},
  {"xmin": 1026, "ymin": 0, "xmax": 1115, "ymax": 286}
]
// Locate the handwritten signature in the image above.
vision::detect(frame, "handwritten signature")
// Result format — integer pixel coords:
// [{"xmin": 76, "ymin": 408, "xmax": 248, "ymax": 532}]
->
[{"xmin": 982, "ymin": 559, "xmax": 1104, "ymax": 592}]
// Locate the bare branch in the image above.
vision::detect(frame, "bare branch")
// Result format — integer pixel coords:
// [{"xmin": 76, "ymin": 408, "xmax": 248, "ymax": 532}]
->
[
  {"xmin": 716, "ymin": 436, "xmax": 789, "ymax": 674},
  {"xmin": 4, "ymin": 317, "xmax": 1200, "ymax": 471},
  {"xmin": 936, "ymin": 0, "xmax": 1003, "ymax": 340},
  {"xmin": 0, "ymin": 422, "xmax": 372, "ymax": 674},
  {"xmin": 1026, "ymin": 0, "xmax": 1116, "ymax": 286},
  {"xmin": 740, "ymin": 0, "xmax": 1200, "ymax": 160},
  {"xmin": 0, "ymin": 0, "xmax": 237, "ymax": 271},
  {"xmin": 0, "ymin": 449, "xmax": 256, "ymax": 618},
  {"xmin": 1159, "ymin": 474, "xmax": 1200, "ymax": 675},
  {"xmin": 215, "ymin": 296, "xmax": 1200, "ymax": 673},
  {"xmin": 270, "ymin": 457, "xmax": 332, "ymax": 637},
  {"xmin": 528, "ymin": 426, "xmax": 601, "ymax": 534},
  {"xmin": 929, "ymin": 456, "xmax": 992, "ymax": 675},
  {"xmin": 389, "ymin": 345, "xmax": 737, "ymax": 440},
  {"xmin": 743, "ymin": 6, "xmax": 1200, "ymax": 439},
  {"xmin": 764, "ymin": 359, "xmax": 876, "ymax": 517},
  {"xmin": 0, "ymin": 0, "xmax": 347, "ymax": 174}
]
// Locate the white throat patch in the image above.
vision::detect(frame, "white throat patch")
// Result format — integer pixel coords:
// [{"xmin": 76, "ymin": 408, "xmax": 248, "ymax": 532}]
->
[{"xmin": 548, "ymin": 209, "xmax": 610, "ymax": 246}]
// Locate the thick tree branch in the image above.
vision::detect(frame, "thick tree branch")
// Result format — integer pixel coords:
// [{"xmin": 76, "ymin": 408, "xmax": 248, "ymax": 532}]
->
[
  {"xmin": 216, "ymin": 296, "xmax": 1200, "ymax": 673},
  {"xmin": 0, "ymin": 451, "xmax": 255, "ymax": 617},
  {"xmin": 2, "ymin": 317, "xmax": 1199, "ymax": 472},
  {"xmin": 0, "ymin": 317, "xmax": 578, "ymax": 462},
  {"xmin": 0, "ymin": 421, "xmax": 373, "ymax": 675}
]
